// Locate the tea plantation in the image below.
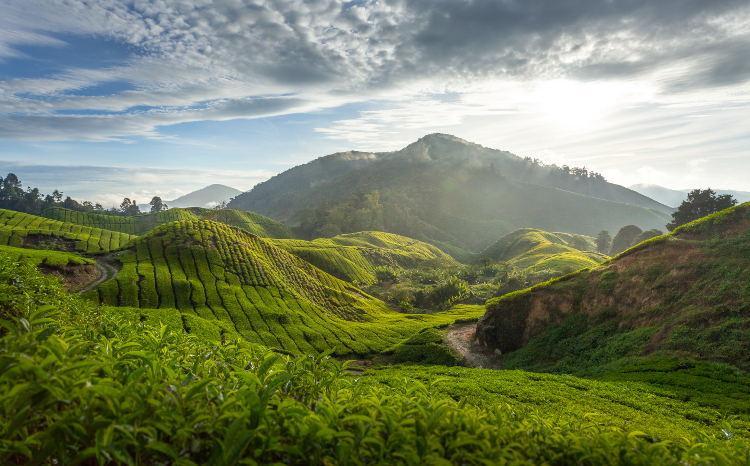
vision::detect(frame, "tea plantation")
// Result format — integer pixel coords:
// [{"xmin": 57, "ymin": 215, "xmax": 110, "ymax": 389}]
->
[
  {"xmin": 88, "ymin": 220, "xmax": 486, "ymax": 355},
  {"xmin": 479, "ymin": 228, "xmax": 607, "ymax": 273},
  {"xmin": 41, "ymin": 206, "xmax": 295, "ymax": 238},
  {"xmin": 0, "ymin": 208, "xmax": 136, "ymax": 253},
  {"xmin": 2, "ymin": 256, "xmax": 748, "ymax": 465},
  {"xmin": 270, "ymin": 231, "xmax": 458, "ymax": 283}
]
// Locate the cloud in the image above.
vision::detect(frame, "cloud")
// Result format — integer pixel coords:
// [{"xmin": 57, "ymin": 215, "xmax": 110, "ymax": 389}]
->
[{"xmin": 0, "ymin": 0, "xmax": 748, "ymax": 143}]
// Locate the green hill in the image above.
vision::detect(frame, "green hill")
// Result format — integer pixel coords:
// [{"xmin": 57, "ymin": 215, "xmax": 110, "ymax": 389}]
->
[
  {"xmin": 229, "ymin": 134, "xmax": 671, "ymax": 251},
  {"xmin": 269, "ymin": 231, "xmax": 459, "ymax": 283},
  {"xmin": 89, "ymin": 220, "xmax": 484, "ymax": 355},
  {"xmin": 40, "ymin": 206, "xmax": 295, "ymax": 238},
  {"xmin": 476, "ymin": 202, "xmax": 750, "ymax": 374},
  {"xmin": 479, "ymin": 228, "xmax": 607, "ymax": 273},
  {"xmin": 0, "ymin": 208, "xmax": 136, "ymax": 253},
  {"xmin": 2, "ymin": 256, "xmax": 749, "ymax": 464}
]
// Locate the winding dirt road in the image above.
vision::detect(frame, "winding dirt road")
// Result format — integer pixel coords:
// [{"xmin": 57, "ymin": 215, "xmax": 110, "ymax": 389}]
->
[
  {"xmin": 446, "ymin": 323, "xmax": 501, "ymax": 369},
  {"xmin": 77, "ymin": 260, "xmax": 118, "ymax": 294}
]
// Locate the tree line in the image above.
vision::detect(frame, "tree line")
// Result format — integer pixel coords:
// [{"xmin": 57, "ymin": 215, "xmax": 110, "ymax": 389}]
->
[{"xmin": 0, "ymin": 173, "xmax": 168, "ymax": 216}]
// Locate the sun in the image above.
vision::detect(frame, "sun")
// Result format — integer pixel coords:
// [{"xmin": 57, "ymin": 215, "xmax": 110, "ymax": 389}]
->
[{"xmin": 535, "ymin": 80, "xmax": 623, "ymax": 128}]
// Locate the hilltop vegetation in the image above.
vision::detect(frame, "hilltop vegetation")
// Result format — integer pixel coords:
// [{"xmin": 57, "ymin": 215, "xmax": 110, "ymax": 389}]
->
[
  {"xmin": 230, "ymin": 134, "xmax": 671, "ymax": 251},
  {"xmin": 88, "ymin": 219, "xmax": 484, "ymax": 356},
  {"xmin": 269, "ymin": 231, "xmax": 458, "ymax": 284},
  {"xmin": 0, "ymin": 208, "xmax": 135, "ymax": 253},
  {"xmin": 41, "ymin": 206, "xmax": 294, "ymax": 238},
  {"xmin": 479, "ymin": 228, "xmax": 606, "ymax": 273},
  {"xmin": 476, "ymin": 202, "xmax": 750, "ymax": 375}
]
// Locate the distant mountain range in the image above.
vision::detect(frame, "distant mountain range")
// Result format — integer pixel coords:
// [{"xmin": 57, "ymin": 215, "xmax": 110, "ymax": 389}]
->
[
  {"xmin": 628, "ymin": 183, "xmax": 750, "ymax": 208},
  {"xmin": 167, "ymin": 184, "xmax": 242, "ymax": 208},
  {"xmin": 229, "ymin": 134, "xmax": 673, "ymax": 251}
]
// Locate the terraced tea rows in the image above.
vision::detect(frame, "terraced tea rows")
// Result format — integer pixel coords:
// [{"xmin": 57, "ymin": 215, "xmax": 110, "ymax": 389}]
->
[
  {"xmin": 270, "ymin": 231, "xmax": 458, "ymax": 283},
  {"xmin": 41, "ymin": 207, "xmax": 295, "ymax": 238},
  {"xmin": 0, "ymin": 208, "xmax": 136, "ymax": 253},
  {"xmin": 0, "ymin": 244, "xmax": 94, "ymax": 268},
  {"xmin": 480, "ymin": 228, "xmax": 606, "ymax": 272},
  {"xmin": 91, "ymin": 220, "xmax": 484, "ymax": 355}
]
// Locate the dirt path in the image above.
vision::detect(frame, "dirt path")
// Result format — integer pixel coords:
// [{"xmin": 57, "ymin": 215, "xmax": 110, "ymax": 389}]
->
[
  {"xmin": 446, "ymin": 323, "xmax": 501, "ymax": 369},
  {"xmin": 77, "ymin": 259, "xmax": 118, "ymax": 294}
]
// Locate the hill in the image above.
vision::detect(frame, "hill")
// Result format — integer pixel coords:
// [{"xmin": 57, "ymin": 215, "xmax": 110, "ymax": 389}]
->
[
  {"xmin": 2, "ymin": 257, "xmax": 749, "ymax": 464},
  {"xmin": 0, "ymin": 208, "xmax": 136, "ymax": 253},
  {"xmin": 629, "ymin": 183, "xmax": 750, "ymax": 207},
  {"xmin": 87, "ymin": 220, "xmax": 484, "ymax": 355},
  {"xmin": 40, "ymin": 206, "xmax": 295, "ymax": 238},
  {"xmin": 479, "ymin": 228, "xmax": 607, "ymax": 273},
  {"xmin": 166, "ymin": 183, "xmax": 242, "ymax": 208},
  {"xmin": 476, "ymin": 202, "xmax": 750, "ymax": 374},
  {"xmin": 229, "ymin": 134, "xmax": 672, "ymax": 251},
  {"xmin": 269, "ymin": 231, "xmax": 459, "ymax": 283}
]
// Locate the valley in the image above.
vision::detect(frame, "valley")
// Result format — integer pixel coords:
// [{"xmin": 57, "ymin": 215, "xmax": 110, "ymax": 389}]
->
[{"xmin": 1, "ymin": 136, "xmax": 748, "ymax": 465}]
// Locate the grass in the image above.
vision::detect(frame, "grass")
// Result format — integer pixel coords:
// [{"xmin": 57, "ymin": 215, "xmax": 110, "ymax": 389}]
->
[
  {"xmin": 91, "ymin": 220, "xmax": 487, "ymax": 356},
  {"xmin": 41, "ymin": 206, "xmax": 295, "ymax": 238},
  {"xmin": 0, "ymin": 208, "xmax": 136, "ymax": 253},
  {"xmin": 2, "ymin": 257, "xmax": 748, "ymax": 465}
]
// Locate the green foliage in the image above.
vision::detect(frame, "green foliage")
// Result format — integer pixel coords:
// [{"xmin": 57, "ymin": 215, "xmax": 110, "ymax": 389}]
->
[
  {"xmin": 93, "ymin": 220, "xmax": 486, "ymax": 356},
  {"xmin": 40, "ymin": 207, "xmax": 295, "ymax": 239},
  {"xmin": 631, "ymin": 228, "xmax": 664, "ymax": 247},
  {"xmin": 365, "ymin": 364, "xmax": 750, "ymax": 443},
  {"xmin": 0, "ymin": 208, "xmax": 136, "ymax": 253},
  {"xmin": 596, "ymin": 230, "xmax": 612, "ymax": 254},
  {"xmin": 7, "ymin": 259, "xmax": 744, "ymax": 464},
  {"xmin": 667, "ymin": 188, "xmax": 738, "ymax": 231},
  {"xmin": 0, "ymin": 245, "xmax": 94, "ymax": 268},
  {"xmin": 609, "ymin": 224, "xmax": 643, "ymax": 256}
]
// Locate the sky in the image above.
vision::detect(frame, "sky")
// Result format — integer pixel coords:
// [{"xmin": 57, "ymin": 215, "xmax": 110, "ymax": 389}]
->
[{"xmin": 1, "ymin": 0, "xmax": 749, "ymax": 207}]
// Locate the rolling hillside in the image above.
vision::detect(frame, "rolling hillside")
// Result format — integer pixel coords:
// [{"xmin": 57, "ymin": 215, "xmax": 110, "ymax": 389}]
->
[
  {"xmin": 41, "ymin": 206, "xmax": 295, "ymax": 238},
  {"xmin": 229, "ymin": 134, "xmax": 671, "ymax": 250},
  {"xmin": 0, "ymin": 208, "xmax": 136, "ymax": 253},
  {"xmin": 476, "ymin": 202, "xmax": 750, "ymax": 374},
  {"xmin": 479, "ymin": 228, "xmax": 607, "ymax": 273},
  {"xmin": 88, "ymin": 220, "xmax": 484, "ymax": 355},
  {"xmin": 269, "ymin": 231, "xmax": 459, "ymax": 283}
]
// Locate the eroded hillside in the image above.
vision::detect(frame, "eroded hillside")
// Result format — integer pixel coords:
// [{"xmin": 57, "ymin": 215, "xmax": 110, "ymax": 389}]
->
[{"xmin": 476, "ymin": 202, "xmax": 750, "ymax": 373}]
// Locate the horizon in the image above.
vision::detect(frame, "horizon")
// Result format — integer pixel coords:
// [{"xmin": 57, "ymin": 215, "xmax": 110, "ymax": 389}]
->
[{"xmin": 1, "ymin": 1, "xmax": 749, "ymax": 204}]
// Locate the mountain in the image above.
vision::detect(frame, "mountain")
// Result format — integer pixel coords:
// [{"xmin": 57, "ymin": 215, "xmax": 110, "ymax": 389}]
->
[
  {"xmin": 231, "ymin": 134, "xmax": 672, "ymax": 251},
  {"xmin": 41, "ymin": 206, "xmax": 295, "ymax": 239},
  {"xmin": 87, "ymin": 219, "xmax": 483, "ymax": 355},
  {"xmin": 166, "ymin": 184, "xmax": 242, "ymax": 208},
  {"xmin": 629, "ymin": 183, "xmax": 750, "ymax": 208},
  {"xmin": 231, "ymin": 134, "xmax": 674, "ymax": 217},
  {"xmin": 476, "ymin": 201, "xmax": 750, "ymax": 374}
]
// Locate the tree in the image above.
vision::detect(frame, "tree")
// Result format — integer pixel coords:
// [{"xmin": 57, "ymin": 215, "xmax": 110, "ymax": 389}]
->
[
  {"xmin": 609, "ymin": 225, "xmax": 642, "ymax": 256},
  {"xmin": 666, "ymin": 188, "xmax": 737, "ymax": 231},
  {"xmin": 569, "ymin": 235, "xmax": 589, "ymax": 251},
  {"xmin": 150, "ymin": 196, "xmax": 168, "ymax": 213},
  {"xmin": 630, "ymin": 229, "xmax": 663, "ymax": 247},
  {"xmin": 595, "ymin": 231, "xmax": 611, "ymax": 254},
  {"xmin": 120, "ymin": 198, "xmax": 140, "ymax": 216}
]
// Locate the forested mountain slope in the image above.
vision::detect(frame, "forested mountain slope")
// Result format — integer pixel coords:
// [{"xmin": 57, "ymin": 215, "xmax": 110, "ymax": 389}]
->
[
  {"xmin": 269, "ymin": 231, "xmax": 458, "ymax": 283},
  {"xmin": 0, "ymin": 208, "xmax": 135, "ymax": 253},
  {"xmin": 230, "ymin": 134, "xmax": 670, "ymax": 251},
  {"xmin": 479, "ymin": 228, "xmax": 607, "ymax": 273},
  {"xmin": 477, "ymin": 202, "xmax": 750, "ymax": 374},
  {"xmin": 87, "ymin": 220, "xmax": 483, "ymax": 355},
  {"xmin": 231, "ymin": 150, "xmax": 390, "ymax": 213},
  {"xmin": 41, "ymin": 206, "xmax": 294, "ymax": 238},
  {"xmin": 230, "ymin": 133, "xmax": 673, "ymax": 219}
]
